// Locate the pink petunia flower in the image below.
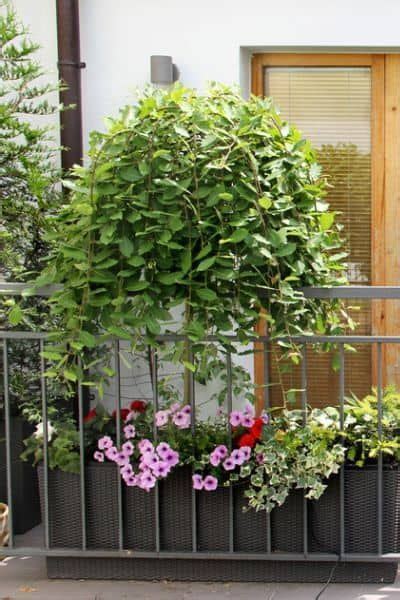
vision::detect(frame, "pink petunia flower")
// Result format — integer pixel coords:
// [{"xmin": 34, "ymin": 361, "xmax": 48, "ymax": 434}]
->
[
  {"xmin": 123, "ymin": 424, "xmax": 136, "ymax": 439},
  {"xmin": 173, "ymin": 411, "xmax": 191, "ymax": 429},
  {"xmin": 192, "ymin": 474, "xmax": 204, "ymax": 490},
  {"xmin": 163, "ymin": 449, "xmax": 179, "ymax": 467},
  {"xmin": 124, "ymin": 474, "xmax": 138, "ymax": 487},
  {"xmin": 105, "ymin": 446, "xmax": 118, "ymax": 461},
  {"xmin": 98, "ymin": 435, "xmax": 113, "ymax": 451},
  {"xmin": 231, "ymin": 449, "xmax": 245, "ymax": 466},
  {"xmin": 122, "ymin": 441, "xmax": 134, "ymax": 456},
  {"xmin": 214, "ymin": 445, "xmax": 228, "ymax": 459},
  {"xmin": 152, "ymin": 461, "xmax": 170, "ymax": 478},
  {"xmin": 256, "ymin": 452, "xmax": 264, "ymax": 465},
  {"xmin": 94, "ymin": 451, "xmax": 104, "ymax": 462},
  {"xmin": 155, "ymin": 410, "xmax": 170, "ymax": 428},
  {"xmin": 138, "ymin": 439, "xmax": 154, "ymax": 453},
  {"xmin": 209, "ymin": 452, "xmax": 221, "ymax": 467},
  {"xmin": 239, "ymin": 446, "xmax": 252, "ymax": 462},
  {"xmin": 243, "ymin": 402, "xmax": 255, "ymax": 417},
  {"xmin": 223, "ymin": 456, "xmax": 236, "ymax": 471},
  {"xmin": 203, "ymin": 475, "xmax": 218, "ymax": 491},
  {"xmin": 170, "ymin": 402, "xmax": 181, "ymax": 413},
  {"xmin": 156, "ymin": 442, "xmax": 171, "ymax": 459},
  {"xmin": 240, "ymin": 414, "xmax": 255, "ymax": 428},
  {"xmin": 260, "ymin": 411, "xmax": 269, "ymax": 425},
  {"xmin": 139, "ymin": 470, "xmax": 156, "ymax": 491},
  {"xmin": 229, "ymin": 411, "xmax": 242, "ymax": 427},
  {"xmin": 120, "ymin": 463, "xmax": 133, "ymax": 477},
  {"xmin": 181, "ymin": 405, "xmax": 191, "ymax": 415}
]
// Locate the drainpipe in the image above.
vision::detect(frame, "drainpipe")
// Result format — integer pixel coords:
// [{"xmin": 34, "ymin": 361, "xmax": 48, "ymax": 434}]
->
[{"xmin": 56, "ymin": 0, "xmax": 85, "ymax": 171}]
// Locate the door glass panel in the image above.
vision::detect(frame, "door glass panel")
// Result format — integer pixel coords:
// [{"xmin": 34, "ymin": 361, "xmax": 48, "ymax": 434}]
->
[{"xmin": 264, "ymin": 66, "xmax": 372, "ymax": 406}]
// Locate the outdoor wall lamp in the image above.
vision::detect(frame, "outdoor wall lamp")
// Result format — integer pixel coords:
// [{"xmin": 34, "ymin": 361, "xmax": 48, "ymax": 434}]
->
[{"xmin": 150, "ymin": 55, "xmax": 179, "ymax": 85}]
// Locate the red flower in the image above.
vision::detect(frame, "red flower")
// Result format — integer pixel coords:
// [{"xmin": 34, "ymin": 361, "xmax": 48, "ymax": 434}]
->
[
  {"xmin": 83, "ymin": 408, "xmax": 96, "ymax": 423},
  {"xmin": 237, "ymin": 433, "xmax": 257, "ymax": 448},
  {"xmin": 112, "ymin": 408, "xmax": 130, "ymax": 421},
  {"xmin": 130, "ymin": 400, "xmax": 147, "ymax": 413},
  {"xmin": 250, "ymin": 418, "xmax": 264, "ymax": 441}
]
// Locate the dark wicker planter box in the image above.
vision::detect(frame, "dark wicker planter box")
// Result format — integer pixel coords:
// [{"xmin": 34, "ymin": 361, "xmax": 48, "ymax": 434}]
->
[
  {"xmin": 0, "ymin": 418, "xmax": 41, "ymax": 534},
  {"xmin": 39, "ymin": 463, "xmax": 398, "ymax": 583},
  {"xmin": 310, "ymin": 465, "xmax": 400, "ymax": 554}
]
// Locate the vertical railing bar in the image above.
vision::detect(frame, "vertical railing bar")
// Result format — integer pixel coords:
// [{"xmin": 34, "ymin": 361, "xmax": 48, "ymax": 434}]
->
[
  {"xmin": 226, "ymin": 351, "xmax": 234, "ymax": 553},
  {"xmin": 114, "ymin": 339, "xmax": 123, "ymax": 551},
  {"xmin": 263, "ymin": 341, "xmax": 272, "ymax": 554},
  {"xmin": 189, "ymin": 343, "xmax": 197, "ymax": 553},
  {"xmin": 339, "ymin": 343, "xmax": 345, "ymax": 558},
  {"xmin": 77, "ymin": 359, "xmax": 87, "ymax": 550},
  {"xmin": 2, "ymin": 340, "xmax": 14, "ymax": 548},
  {"xmin": 377, "ymin": 342, "xmax": 383, "ymax": 556},
  {"xmin": 301, "ymin": 343, "xmax": 308, "ymax": 557},
  {"xmin": 152, "ymin": 348, "xmax": 160, "ymax": 554},
  {"xmin": 40, "ymin": 339, "xmax": 50, "ymax": 549}
]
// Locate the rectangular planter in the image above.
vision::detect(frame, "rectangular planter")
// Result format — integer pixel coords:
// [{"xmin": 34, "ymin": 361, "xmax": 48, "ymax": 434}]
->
[
  {"xmin": 310, "ymin": 465, "xmax": 400, "ymax": 554},
  {"xmin": 0, "ymin": 418, "xmax": 41, "ymax": 534},
  {"xmin": 38, "ymin": 463, "xmax": 398, "ymax": 583}
]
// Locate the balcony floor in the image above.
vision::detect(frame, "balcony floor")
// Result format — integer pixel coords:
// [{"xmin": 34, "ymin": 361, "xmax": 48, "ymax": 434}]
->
[{"xmin": 0, "ymin": 526, "xmax": 398, "ymax": 599}]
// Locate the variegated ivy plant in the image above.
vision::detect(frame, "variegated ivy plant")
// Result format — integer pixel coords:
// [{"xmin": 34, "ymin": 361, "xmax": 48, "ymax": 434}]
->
[{"xmin": 38, "ymin": 84, "xmax": 350, "ymax": 393}]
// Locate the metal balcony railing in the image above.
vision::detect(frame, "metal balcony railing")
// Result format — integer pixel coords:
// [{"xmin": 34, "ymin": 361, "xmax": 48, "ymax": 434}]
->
[{"xmin": 1, "ymin": 284, "xmax": 400, "ymax": 567}]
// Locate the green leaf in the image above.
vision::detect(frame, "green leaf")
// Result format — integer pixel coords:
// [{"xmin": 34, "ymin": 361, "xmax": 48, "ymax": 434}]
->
[
  {"xmin": 196, "ymin": 288, "xmax": 217, "ymax": 301},
  {"xmin": 158, "ymin": 272, "xmax": 182, "ymax": 285},
  {"xmin": 319, "ymin": 212, "xmax": 335, "ymax": 231},
  {"xmin": 258, "ymin": 196, "xmax": 272, "ymax": 210},
  {"xmin": 181, "ymin": 249, "xmax": 192, "ymax": 274},
  {"xmin": 8, "ymin": 304, "xmax": 23, "ymax": 325},
  {"xmin": 197, "ymin": 256, "xmax": 216, "ymax": 271},
  {"xmin": 183, "ymin": 360, "xmax": 196, "ymax": 373},
  {"xmin": 79, "ymin": 331, "xmax": 97, "ymax": 348},
  {"xmin": 276, "ymin": 242, "xmax": 296, "ymax": 257},
  {"xmin": 126, "ymin": 280, "xmax": 150, "ymax": 291},
  {"xmin": 119, "ymin": 237, "xmax": 134, "ymax": 257}
]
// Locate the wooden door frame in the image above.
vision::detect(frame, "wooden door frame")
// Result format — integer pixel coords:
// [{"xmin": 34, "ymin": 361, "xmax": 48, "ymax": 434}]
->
[{"xmin": 251, "ymin": 52, "xmax": 400, "ymax": 410}]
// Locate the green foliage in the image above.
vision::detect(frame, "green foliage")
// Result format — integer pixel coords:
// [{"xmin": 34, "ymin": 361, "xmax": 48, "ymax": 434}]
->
[
  {"xmin": 40, "ymin": 84, "xmax": 349, "ymax": 386},
  {"xmin": 343, "ymin": 386, "xmax": 400, "ymax": 466},
  {"xmin": 0, "ymin": 0, "xmax": 62, "ymax": 282},
  {"xmin": 243, "ymin": 408, "xmax": 344, "ymax": 511},
  {"xmin": 0, "ymin": 0, "xmax": 65, "ymax": 418}
]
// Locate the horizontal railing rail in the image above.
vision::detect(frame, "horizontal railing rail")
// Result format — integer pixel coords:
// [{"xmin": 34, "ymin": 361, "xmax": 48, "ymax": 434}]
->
[{"xmin": 1, "ymin": 285, "xmax": 400, "ymax": 566}]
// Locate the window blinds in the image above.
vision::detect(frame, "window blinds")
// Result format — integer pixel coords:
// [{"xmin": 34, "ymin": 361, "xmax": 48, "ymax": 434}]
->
[{"xmin": 264, "ymin": 66, "xmax": 372, "ymax": 406}]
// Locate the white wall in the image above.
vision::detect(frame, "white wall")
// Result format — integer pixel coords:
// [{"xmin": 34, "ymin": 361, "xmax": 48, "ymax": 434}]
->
[
  {"xmin": 79, "ymin": 0, "xmax": 400, "ymax": 153},
  {"xmin": 11, "ymin": 0, "xmax": 60, "ymax": 151}
]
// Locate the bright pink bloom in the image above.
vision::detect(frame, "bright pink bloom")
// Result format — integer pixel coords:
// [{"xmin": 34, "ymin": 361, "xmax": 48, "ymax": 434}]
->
[
  {"xmin": 156, "ymin": 442, "xmax": 171, "ymax": 459},
  {"xmin": 214, "ymin": 445, "xmax": 228, "ymax": 459},
  {"xmin": 173, "ymin": 411, "xmax": 190, "ymax": 429},
  {"xmin": 98, "ymin": 435, "xmax": 113, "ymax": 451},
  {"xmin": 239, "ymin": 446, "xmax": 252, "ymax": 462},
  {"xmin": 123, "ymin": 424, "xmax": 136, "ymax": 439},
  {"xmin": 155, "ymin": 410, "xmax": 169, "ymax": 427},
  {"xmin": 192, "ymin": 474, "xmax": 203, "ymax": 490},
  {"xmin": 223, "ymin": 456, "xmax": 236, "ymax": 471},
  {"xmin": 203, "ymin": 475, "xmax": 218, "ymax": 491},
  {"xmin": 231, "ymin": 449, "xmax": 245, "ymax": 466},
  {"xmin": 229, "ymin": 411, "xmax": 242, "ymax": 427},
  {"xmin": 163, "ymin": 449, "xmax": 179, "ymax": 467},
  {"xmin": 124, "ymin": 474, "xmax": 138, "ymax": 487},
  {"xmin": 170, "ymin": 402, "xmax": 181, "ymax": 413},
  {"xmin": 241, "ymin": 414, "xmax": 255, "ymax": 428},
  {"xmin": 152, "ymin": 461, "xmax": 170, "ymax": 478},
  {"xmin": 181, "ymin": 405, "xmax": 191, "ymax": 415},
  {"xmin": 105, "ymin": 446, "xmax": 118, "ymax": 461},
  {"xmin": 94, "ymin": 451, "xmax": 104, "ymax": 462},
  {"xmin": 122, "ymin": 441, "xmax": 134, "ymax": 456},
  {"xmin": 209, "ymin": 452, "xmax": 221, "ymax": 467},
  {"xmin": 138, "ymin": 439, "xmax": 153, "ymax": 453}
]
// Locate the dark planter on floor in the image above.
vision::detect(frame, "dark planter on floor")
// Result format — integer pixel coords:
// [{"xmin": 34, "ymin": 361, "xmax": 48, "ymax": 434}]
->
[
  {"xmin": 310, "ymin": 464, "xmax": 400, "ymax": 554},
  {"xmin": 0, "ymin": 417, "xmax": 41, "ymax": 534}
]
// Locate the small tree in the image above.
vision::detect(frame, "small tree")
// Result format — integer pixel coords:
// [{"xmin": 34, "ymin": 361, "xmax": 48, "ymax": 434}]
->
[
  {"xmin": 0, "ymin": 0, "xmax": 62, "ymax": 284},
  {"xmin": 40, "ymin": 84, "xmax": 350, "ymax": 394},
  {"xmin": 0, "ymin": 1, "xmax": 64, "ymax": 417}
]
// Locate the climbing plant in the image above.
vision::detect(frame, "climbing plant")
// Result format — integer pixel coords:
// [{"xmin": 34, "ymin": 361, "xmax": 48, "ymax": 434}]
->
[{"xmin": 39, "ymin": 84, "xmax": 350, "ymax": 389}]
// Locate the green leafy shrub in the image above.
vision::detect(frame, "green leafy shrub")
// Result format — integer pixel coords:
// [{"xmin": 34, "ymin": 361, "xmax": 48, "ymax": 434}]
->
[
  {"xmin": 39, "ymin": 84, "xmax": 349, "ymax": 387},
  {"xmin": 343, "ymin": 386, "xmax": 400, "ymax": 466}
]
